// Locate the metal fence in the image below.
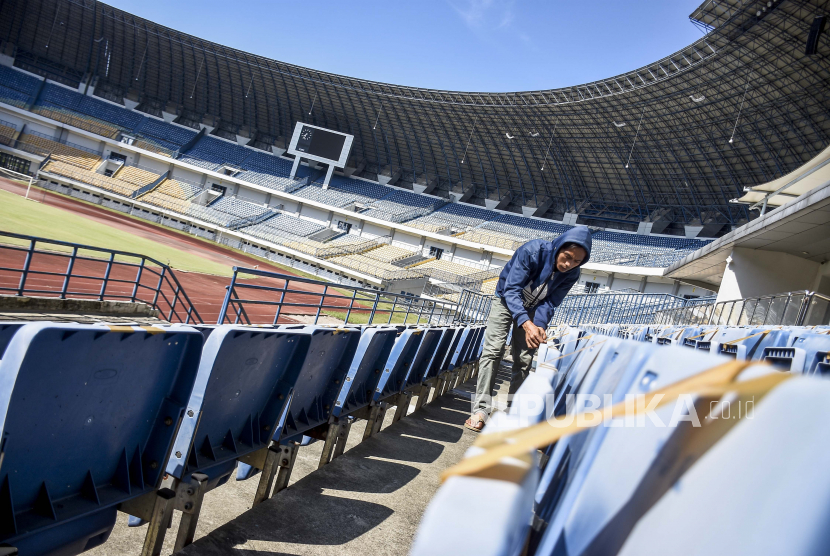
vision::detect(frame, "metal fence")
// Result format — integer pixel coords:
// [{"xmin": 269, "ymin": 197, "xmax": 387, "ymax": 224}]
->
[
  {"xmin": 654, "ymin": 290, "xmax": 830, "ymax": 327},
  {"xmin": 549, "ymin": 291, "xmax": 716, "ymax": 326},
  {"xmin": 218, "ymin": 266, "xmax": 493, "ymax": 326},
  {"xmin": 0, "ymin": 231, "xmax": 203, "ymax": 323}
]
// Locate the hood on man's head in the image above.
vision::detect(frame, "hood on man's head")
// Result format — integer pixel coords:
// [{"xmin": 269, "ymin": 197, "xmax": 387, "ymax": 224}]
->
[{"xmin": 551, "ymin": 226, "xmax": 592, "ymax": 269}]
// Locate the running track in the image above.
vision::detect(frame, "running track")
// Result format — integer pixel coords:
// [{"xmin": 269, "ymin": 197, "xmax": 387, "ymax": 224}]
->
[{"xmin": 0, "ymin": 179, "xmax": 369, "ymax": 324}]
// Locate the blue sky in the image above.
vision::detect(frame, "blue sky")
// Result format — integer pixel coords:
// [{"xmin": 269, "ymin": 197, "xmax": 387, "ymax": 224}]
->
[{"xmin": 107, "ymin": 0, "xmax": 706, "ymax": 92}]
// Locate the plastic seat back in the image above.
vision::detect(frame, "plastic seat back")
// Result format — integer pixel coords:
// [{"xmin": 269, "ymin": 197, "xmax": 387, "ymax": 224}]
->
[
  {"xmin": 0, "ymin": 323, "xmax": 203, "ymax": 555},
  {"xmin": 165, "ymin": 326, "xmax": 313, "ymax": 483},
  {"xmin": 535, "ymin": 348, "xmax": 745, "ymax": 556},
  {"xmin": 399, "ymin": 328, "xmax": 444, "ymax": 391},
  {"xmin": 331, "ymin": 327, "xmax": 398, "ymax": 418},
  {"xmin": 373, "ymin": 328, "xmax": 427, "ymax": 401},
  {"xmin": 279, "ymin": 328, "xmax": 362, "ymax": 443},
  {"xmin": 618, "ymin": 377, "xmax": 830, "ymax": 556},
  {"xmin": 423, "ymin": 327, "xmax": 460, "ymax": 381}
]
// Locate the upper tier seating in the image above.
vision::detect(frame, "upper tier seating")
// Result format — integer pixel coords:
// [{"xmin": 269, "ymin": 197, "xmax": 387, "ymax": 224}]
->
[
  {"xmin": 0, "ymin": 65, "xmax": 41, "ymax": 98},
  {"xmin": 134, "ymin": 117, "xmax": 198, "ymax": 147},
  {"xmin": 32, "ymin": 103, "xmax": 121, "ymax": 138},
  {"xmin": 21, "ymin": 133, "xmax": 100, "ymax": 170},
  {"xmin": 234, "ymin": 169, "xmax": 298, "ymax": 192},
  {"xmin": 415, "ymin": 202, "xmax": 500, "ymax": 228},
  {"xmin": 179, "ymin": 136, "xmax": 249, "ymax": 169},
  {"xmin": 480, "ymin": 213, "xmax": 570, "ymax": 239},
  {"xmin": 0, "ymin": 84, "xmax": 30, "ymax": 108},
  {"xmin": 242, "ymin": 150, "xmax": 294, "ymax": 176},
  {"xmin": 362, "ymin": 190, "xmax": 445, "ymax": 221}
]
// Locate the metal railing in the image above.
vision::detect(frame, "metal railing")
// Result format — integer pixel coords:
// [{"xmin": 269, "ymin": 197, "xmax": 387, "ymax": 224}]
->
[
  {"xmin": 218, "ymin": 266, "xmax": 492, "ymax": 326},
  {"xmin": 654, "ymin": 290, "xmax": 830, "ymax": 327},
  {"xmin": 0, "ymin": 231, "xmax": 203, "ymax": 323},
  {"xmin": 589, "ymin": 249, "xmax": 695, "ymax": 268},
  {"xmin": 549, "ymin": 291, "xmax": 712, "ymax": 326}
]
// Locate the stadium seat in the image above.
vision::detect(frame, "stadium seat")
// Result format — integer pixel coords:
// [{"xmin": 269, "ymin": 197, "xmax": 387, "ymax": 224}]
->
[
  {"xmin": 0, "ymin": 322, "xmax": 203, "ymax": 556},
  {"xmin": 616, "ymin": 377, "xmax": 830, "ymax": 556},
  {"xmin": 128, "ymin": 325, "xmax": 313, "ymax": 553},
  {"xmin": 370, "ymin": 327, "xmax": 440, "ymax": 429},
  {"xmin": 317, "ymin": 326, "xmax": 399, "ymax": 466},
  {"xmin": 248, "ymin": 326, "xmax": 362, "ymax": 496},
  {"xmin": 531, "ymin": 348, "xmax": 769, "ymax": 556}
]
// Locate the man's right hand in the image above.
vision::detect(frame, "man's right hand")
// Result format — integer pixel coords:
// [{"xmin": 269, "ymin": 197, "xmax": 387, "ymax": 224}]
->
[{"xmin": 521, "ymin": 320, "xmax": 547, "ymax": 349}]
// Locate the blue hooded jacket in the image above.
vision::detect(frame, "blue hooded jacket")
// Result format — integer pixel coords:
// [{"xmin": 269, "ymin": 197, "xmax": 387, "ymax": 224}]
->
[{"xmin": 494, "ymin": 226, "xmax": 592, "ymax": 328}]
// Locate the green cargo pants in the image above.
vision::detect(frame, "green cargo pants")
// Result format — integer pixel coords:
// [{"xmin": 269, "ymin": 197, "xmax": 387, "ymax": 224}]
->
[{"xmin": 472, "ymin": 296, "xmax": 536, "ymax": 416}]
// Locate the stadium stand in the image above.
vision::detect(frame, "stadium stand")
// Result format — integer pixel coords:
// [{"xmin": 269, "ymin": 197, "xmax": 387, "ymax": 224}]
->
[
  {"xmin": 362, "ymin": 244, "xmax": 418, "ymax": 264},
  {"xmin": 19, "ymin": 132, "xmax": 101, "ymax": 170},
  {"xmin": 412, "ymin": 321, "xmax": 830, "ymax": 556},
  {"xmin": 0, "ymin": 65, "xmax": 40, "ymax": 106},
  {"xmin": 137, "ymin": 178, "xmax": 204, "ymax": 212},
  {"xmin": 41, "ymin": 160, "xmax": 145, "ymax": 196},
  {"xmin": 0, "ymin": 119, "xmax": 17, "ymax": 146},
  {"xmin": 113, "ymin": 164, "xmax": 162, "ymax": 187},
  {"xmin": 178, "ymin": 135, "xmax": 249, "ymax": 170},
  {"xmin": 133, "ymin": 117, "xmax": 198, "ymax": 148}
]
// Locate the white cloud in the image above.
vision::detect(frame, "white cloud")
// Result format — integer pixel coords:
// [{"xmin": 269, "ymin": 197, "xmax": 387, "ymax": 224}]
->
[{"xmin": 448, "ymin": 0, "xmax": 529, "ymax": 47}]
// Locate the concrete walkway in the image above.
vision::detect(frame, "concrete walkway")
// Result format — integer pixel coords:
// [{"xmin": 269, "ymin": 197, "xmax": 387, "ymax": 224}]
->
[{"xmin": 89, "ymin": 362, "xmax": 517, "ymax": 556}]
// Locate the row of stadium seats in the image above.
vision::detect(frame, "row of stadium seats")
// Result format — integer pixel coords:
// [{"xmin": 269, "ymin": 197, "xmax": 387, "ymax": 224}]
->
[
  {"xmin": 327, "ymin": 253, "xmax": 426, "ymax": 280},
  {"xmin": 32, "ymin": 104, "xmax": 121, "ymax": 138},
  {"xmin": 41, "ymin": 160, "xmax": 145, "ymax": 197},
  {"xmin": 0, "ymin": 119, "xmax": 17, "ymax": 146},
  {"xmin": 0, "ymin": 321, "xmax": 484, "ymax": 555},
  {"xmin": 413, "ymin": 323, "xmax": 830, "ymax": 556},
  {"xmin": 0, "ymin": 64, "xmax": 713, "ymax": 266},
  {"xmin": 137, "ymin": 178, "xmax": 204, "ymax": 213},
  {"xmin": 19, "ymin": 133, "xmax": 101, "ymax": 170},
  {"xmin": 113, "ymin": 164, "xmax": 162, "ymax": 186}
]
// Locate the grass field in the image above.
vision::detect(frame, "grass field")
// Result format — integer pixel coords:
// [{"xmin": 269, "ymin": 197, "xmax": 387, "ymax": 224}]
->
[
  {"xmin": 0, "ymin": 188, "xmax": 243, "ymax": 275},
  {"xmin": 0, "ymin": 188, "xmax": 317, "ymax": 280}
]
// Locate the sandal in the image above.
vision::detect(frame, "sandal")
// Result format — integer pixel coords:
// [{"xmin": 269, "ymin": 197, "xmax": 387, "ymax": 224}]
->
[{"xmin": 464, "ymin": 412, "xmax": 487, "ymax": 433}]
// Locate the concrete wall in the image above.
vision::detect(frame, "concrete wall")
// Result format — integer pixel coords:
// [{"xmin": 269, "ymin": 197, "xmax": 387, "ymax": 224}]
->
[
  {"xmin": 716, "ymin": 247, "xmax": 821, "ymax": 302},
  {"xmin": 299, "ymin": 205, "xmax": 330, "ymax": 226},
  {"xmin": 237, "ymin": 187, "xmax": 267, "ymax": 205},
  {"xmin": 362, "ymin": 222, "xmax": 390, "ymax": 239}
]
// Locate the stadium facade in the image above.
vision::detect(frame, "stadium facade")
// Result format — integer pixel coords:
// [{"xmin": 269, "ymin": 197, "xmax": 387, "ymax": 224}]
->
[{"xmin": 2, "ymin": 0, "xmax": 828, "ymax": 233}]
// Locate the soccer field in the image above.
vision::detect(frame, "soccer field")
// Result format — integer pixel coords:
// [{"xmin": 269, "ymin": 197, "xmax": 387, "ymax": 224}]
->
[{"xmin": 1, "ymin": 187, "xmax": 245, "ymax": 277}]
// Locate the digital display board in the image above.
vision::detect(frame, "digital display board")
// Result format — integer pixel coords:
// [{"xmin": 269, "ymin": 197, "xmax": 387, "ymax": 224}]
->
[
  {"xmin": 287, "ymin": 122, "xmax": 353, "ymax": 168},
  {"xmin": 295, "ymin": 126, "xmax": 347, "ymax": 161}
]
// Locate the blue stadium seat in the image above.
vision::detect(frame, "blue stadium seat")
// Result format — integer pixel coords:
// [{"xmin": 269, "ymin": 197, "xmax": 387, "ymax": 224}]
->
[
  {"xmin": 317, "ymin": 326, "xmax": 399, "ymax": 466},
  {"xmin": 128, "ymin": 325, "xmax": 313, "ymax": 553},
  {"xmin": 616, "ymin": 377, "xmax": 830, "ymax": 556},
  {"xmin": 242, "ymin": 326, "xmax": 363, "ymax": 495},
  {"xmin": 0, "ymin": 322, "xmax": 203, "ymax": 556},
  {"xmin": 532, "ymin": 348, "xmax": 765, "ymax": 556},
  {"xmin": 761, "ymin": 331, "xmax": 830, "ymax": 373},
  {"xmin": 370, "ymin": 327, "xmax": 441, "ymax": 429}
]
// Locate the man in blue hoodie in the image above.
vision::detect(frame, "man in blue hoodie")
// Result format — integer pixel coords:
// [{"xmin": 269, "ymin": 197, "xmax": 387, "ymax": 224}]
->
[{"xmin": 465, "ymin": 226, "xmax": 592, "ymax": 432}]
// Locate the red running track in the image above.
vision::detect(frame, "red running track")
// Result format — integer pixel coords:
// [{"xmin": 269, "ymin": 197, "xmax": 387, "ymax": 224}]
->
[{"xmin": 0, "ymin": 179, "xmax": 373, "ymax": 324}]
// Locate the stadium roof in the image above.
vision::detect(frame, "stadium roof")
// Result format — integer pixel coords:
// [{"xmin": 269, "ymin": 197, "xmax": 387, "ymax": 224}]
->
[{"xmin": 1, "ymin": 0, "xmax": 828, "ymax": 232}]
